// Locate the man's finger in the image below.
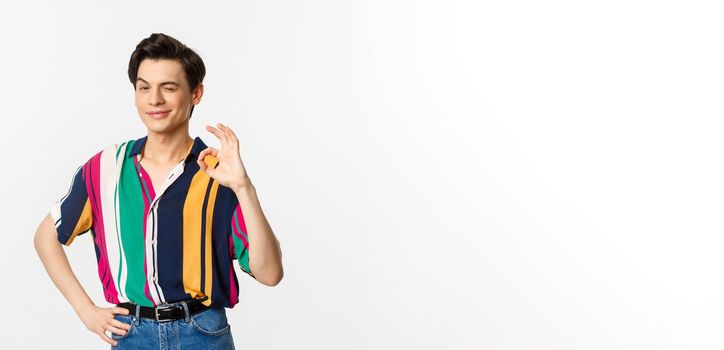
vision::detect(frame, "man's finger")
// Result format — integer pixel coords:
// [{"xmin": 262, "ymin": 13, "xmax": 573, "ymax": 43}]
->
[
  {"xmin": 199, "ymin": 147, "xmax": 217, "ymax": 159},
  {"xmin": 113, "ymin": 307, "xmax": 130, "ymax": 315},
  {"xmin": 105, "ymin": 323, "xmax": 128, "ymax": 337},
  {"xmin": 99, "ymin": 331, "xmax": 117, "ymax": 346},
  {"xmin": 110, "ymin": 318, "xmax": 132, "ymax": 331},
  {"xmin": 218, "ymin": 123, "xmax": 239, "ymax": 144},
  {"xmin": 206, "ymin": 125, "xmax": 229, "ymax": 145}
]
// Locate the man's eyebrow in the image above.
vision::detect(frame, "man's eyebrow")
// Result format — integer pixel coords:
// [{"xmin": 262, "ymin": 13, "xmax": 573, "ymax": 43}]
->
[{"xmin": 136, "ymin": 77, "xmax": 181, "ymax": 86}]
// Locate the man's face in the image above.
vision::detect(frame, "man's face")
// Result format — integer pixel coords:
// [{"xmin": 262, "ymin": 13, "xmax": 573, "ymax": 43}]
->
[{"xmin": 134, "ymin": 58, "xmax": 203, "ymax": 134}]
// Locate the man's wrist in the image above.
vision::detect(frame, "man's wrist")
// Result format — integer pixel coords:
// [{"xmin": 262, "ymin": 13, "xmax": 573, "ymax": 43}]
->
[
  {"xmin": 73, "ymin": 299, "xmax": 95, "ymax": 316},
  {"xmin": 231, "ymin": 176, "xmax": 254, "ymax": 194}
]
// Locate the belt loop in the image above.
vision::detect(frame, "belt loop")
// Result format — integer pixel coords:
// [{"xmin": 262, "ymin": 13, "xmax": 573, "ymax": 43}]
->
[
  {"xmin": 134, "ymin": 304, "xmax": 141, "ymax": 326},
  {"xmin": 181, "ymin": 301, "xmax": 191, "ymax": 322}
]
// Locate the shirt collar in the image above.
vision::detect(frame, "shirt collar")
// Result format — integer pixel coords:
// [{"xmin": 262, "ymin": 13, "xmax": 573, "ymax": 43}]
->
[{"xmin": 128, "ymin": 135, "xmax": 207, "ymax": 164}]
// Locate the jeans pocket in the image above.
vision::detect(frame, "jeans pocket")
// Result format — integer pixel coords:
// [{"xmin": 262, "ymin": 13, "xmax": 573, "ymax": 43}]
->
[
  {"xmin": 190, "ymin": 307, "xmax": 230, "ymax": 336},
  {"xmin": 111, "ymin": 314, "xmax": 135, "ymax": 341}
]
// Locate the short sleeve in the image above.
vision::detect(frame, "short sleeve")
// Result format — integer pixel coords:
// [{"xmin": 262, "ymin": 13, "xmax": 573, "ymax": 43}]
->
[
  {"xmin": 230, "ymin": 202, "xmax": 254, "ymax": 278},
  {"xmin": 49, "ymin": 162, "xmax": 94, "ymax": 246}
]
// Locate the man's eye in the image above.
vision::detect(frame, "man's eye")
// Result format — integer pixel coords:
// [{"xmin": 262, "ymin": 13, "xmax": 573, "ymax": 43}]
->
[
  {"xmin": 138, "ymin": 86, "xmax": 148, "ymax": 90},
  {"xmin": 164, "ymin": 88, "xmax": 176, "ymax": 91}
]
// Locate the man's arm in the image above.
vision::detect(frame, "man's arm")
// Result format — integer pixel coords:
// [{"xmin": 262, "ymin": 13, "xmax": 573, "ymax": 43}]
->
[
  {"xmin": 34, "ymin": 213, "xmax": 131, "ymax": 346},
  {"xmin": 196, "ymin": 122, "xmax": 284, "ymax": 286},
  {"xmin": 34, "ymin": 213, "xmax": 95, "ymax": 313},
  {"xmin": 234, "ymin": 184, "xmax": 284, "ymax": 287}
]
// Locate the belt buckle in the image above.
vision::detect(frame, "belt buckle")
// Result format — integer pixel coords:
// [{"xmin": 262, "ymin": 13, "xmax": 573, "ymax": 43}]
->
[{"xmin": 154, "ymin": 303, "xmax": 180, "ymax": 322}]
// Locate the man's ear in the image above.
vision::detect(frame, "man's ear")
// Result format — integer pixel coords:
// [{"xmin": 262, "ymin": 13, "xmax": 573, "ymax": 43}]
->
[{"xmin": 192, "ymin": 83, "xmax": 204, "ymax": 104}]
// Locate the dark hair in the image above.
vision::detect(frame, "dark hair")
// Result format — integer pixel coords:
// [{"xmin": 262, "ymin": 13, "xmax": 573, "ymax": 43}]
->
[{"xmin": 128, "ymin": 33, "xmax": 206, "ymax": 119}]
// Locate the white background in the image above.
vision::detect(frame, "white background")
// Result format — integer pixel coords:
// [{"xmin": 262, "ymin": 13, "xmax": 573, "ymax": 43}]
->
[{"xmin": 0, "ymin": 0, "xmax": 722, "ymax": 349}]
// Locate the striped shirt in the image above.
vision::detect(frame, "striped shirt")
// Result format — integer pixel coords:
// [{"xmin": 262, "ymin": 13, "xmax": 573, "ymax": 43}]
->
[{"xmin": 49, "ymin": 135, "xmax": 253, "ymax": 309}]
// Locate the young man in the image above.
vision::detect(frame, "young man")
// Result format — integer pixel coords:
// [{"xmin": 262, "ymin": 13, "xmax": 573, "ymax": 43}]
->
[{"xmin": 34, "ymin": 33, "xmax": 283, "ymax": 349}]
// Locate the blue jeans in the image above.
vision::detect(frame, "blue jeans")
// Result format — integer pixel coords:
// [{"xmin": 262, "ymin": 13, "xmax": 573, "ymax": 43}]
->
[{"xmin": 110, "ymin": 304, "xmax": 236, "ymax": 349}]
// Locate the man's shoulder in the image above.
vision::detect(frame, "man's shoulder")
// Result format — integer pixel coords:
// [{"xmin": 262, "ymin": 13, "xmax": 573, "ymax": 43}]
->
[{"xmin": 82, "ymin": 139, "xmax": 137, "ymax": 165}]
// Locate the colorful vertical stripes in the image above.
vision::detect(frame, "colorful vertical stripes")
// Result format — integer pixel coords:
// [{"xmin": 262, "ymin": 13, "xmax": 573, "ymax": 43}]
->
[{"xmin": 49, "ymin": 135, "xmax": 254, "ymax": 309}]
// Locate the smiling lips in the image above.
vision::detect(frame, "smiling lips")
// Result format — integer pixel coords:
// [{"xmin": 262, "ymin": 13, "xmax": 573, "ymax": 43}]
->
[{"xmin": 148, "ymin": 110, "xmax": 171, "ymax": 118}]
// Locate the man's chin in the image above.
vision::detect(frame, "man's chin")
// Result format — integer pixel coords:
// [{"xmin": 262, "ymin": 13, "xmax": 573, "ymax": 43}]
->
[{"xmin": 141, "ymin": 118, "xmax": 187, "ymax": 134}]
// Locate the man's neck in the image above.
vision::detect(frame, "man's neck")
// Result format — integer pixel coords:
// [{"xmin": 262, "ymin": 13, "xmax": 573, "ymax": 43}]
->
[{"xmin": 141, "ymin": 131, "xmax": 194, "ymax": 164}]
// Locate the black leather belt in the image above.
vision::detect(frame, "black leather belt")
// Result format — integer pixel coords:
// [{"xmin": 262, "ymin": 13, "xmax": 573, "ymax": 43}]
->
[{"xmin": 117, "ymin": 297, "xmax": 210, "ymax": 322}]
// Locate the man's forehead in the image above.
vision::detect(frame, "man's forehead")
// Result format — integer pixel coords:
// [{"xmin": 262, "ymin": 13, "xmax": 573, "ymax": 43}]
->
[{"xmin": 137, "ymin": 59, "xmax": 185, "ymax": 83}]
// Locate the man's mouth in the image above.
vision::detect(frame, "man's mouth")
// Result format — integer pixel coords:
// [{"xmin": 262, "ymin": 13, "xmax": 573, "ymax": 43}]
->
[{"xmin": 148, "ymin": 110, "xmax": 171, "ymax": 118}]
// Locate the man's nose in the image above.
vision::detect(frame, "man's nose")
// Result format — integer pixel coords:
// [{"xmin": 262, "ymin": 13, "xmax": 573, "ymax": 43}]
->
[{"xmin": 149, "ymin": 88, "xmax": 164, "ymax": 105}]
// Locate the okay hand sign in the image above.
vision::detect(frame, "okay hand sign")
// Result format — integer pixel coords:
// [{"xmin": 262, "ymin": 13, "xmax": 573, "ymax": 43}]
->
[{"xmin": 197, "ymin": 122, "xmax": 252, "ymax": 193}]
